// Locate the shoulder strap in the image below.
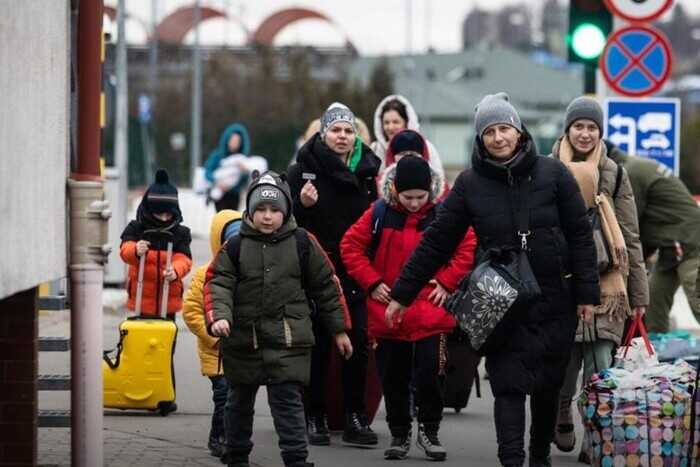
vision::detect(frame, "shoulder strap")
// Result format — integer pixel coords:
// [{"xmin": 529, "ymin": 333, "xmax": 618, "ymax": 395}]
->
[
  {"xmin": 517, "ymin": 177, "xmax": 531, "ymax": 250},
  {"xmin": 368, "ymin": 199, "xmax": 388, "ymax": 260},
  {"xmin": 612, "ymin": 164, "xmax": 623, "ymax": 199},
  {"xmin": 225, "ymin": 234, "xmax": 243, "ymax": 276},
  {"xmin": 294, "ymin": 229, "xmax": 311, "ymax": 290}
]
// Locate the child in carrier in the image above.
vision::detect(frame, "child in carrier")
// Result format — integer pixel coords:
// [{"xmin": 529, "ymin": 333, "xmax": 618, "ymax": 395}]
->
[
  {"xmin": 340, "ymin": 155, "xmax": 476, "ymax": 461},
  {"xmin": 120, "ymin": 168, "xmax": 193, "ymax": 319}
]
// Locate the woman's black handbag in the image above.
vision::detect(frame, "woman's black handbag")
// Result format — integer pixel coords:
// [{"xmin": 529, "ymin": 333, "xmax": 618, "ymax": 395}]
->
[{"xmin": 445, "ymin": 178, "xmax": 541, "ymax": 353}]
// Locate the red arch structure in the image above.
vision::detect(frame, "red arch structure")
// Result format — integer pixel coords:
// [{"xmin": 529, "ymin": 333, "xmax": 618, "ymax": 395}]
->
[
  {"xmin": 155, "ymin": 6, "xmax": 248, "ymax": 44},
  {"xmin": 250, "ymin": 7, "xmax": 355, "ymax": 50}
]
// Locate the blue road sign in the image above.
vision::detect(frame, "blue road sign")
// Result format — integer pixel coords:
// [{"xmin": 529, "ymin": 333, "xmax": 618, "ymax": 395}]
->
[
  {"xmin": 604, "ymin": 98, "xmax": 681, "ymax": 176},
  {"xmin": 601, "ymin": 25, "xmax": 672, "ymax": 97}
]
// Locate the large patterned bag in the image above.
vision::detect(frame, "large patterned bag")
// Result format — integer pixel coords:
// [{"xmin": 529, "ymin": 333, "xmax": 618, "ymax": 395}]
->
[{"xmin": 579, "ymin": 317, "xmax": 698, "ymax": 466}]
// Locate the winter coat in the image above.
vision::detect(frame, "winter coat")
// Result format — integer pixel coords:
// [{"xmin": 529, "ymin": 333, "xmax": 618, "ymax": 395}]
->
[
  {"xmin": 371, "ymin": 94, "xmax": 444, "ymax": 174},
  {"xmin": 120, "ymin": 204, "xmax": 192, "ymax": 316},
  {"xmin": 606, "ymin": 142, "xmax": 700, "ymax": 253},
  {"xmin": 204, "ymin": 123, "xmax": 251, "ymax": 183},
  {"xmin": 341, "ymin": 164, "xmax": 476, "ymax": 341},
  {"xmin": 203, "ymin": 216, "xmax": 347, "ymax": 386},
  {"xmin": 552, "ymin": 138, "xmax": 649, "ymax": 344},
  {"xmin": 391, "ymin": 130, "xmax": 600, "ymax": 396},
  {"xmin": 288, "ymin": 132, "xmax": 381, "ymax": 304},
  {"xmin": 381, "ymin": 130, "xmax": 450, "ymax": 199},
  {"xmin": 183, "ymin": 210, "xmax": 242, "ymax": 377}
]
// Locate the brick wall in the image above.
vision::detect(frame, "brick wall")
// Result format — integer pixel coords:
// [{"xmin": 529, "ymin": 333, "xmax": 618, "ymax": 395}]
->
[{"xmin": 0, "ymin": 288, "xmax": 38, "ymax": 467}]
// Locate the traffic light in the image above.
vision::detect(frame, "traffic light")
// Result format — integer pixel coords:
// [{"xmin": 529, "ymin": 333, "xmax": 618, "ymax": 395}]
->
[{"xmin": 567, "ymin": 0, "xmax": 612, "ymax": 63}]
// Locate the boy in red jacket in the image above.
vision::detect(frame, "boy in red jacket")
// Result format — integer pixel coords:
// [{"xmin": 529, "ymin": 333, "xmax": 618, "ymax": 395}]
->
[{"xmin": 341, "ymin": 156, "xmax": 476, "ymax": 461}]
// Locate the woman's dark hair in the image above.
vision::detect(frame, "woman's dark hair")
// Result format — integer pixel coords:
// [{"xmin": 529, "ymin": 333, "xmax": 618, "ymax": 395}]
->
[{"xmin": 381, "ymin": 99, "xmax": 409, "ymax": 124}]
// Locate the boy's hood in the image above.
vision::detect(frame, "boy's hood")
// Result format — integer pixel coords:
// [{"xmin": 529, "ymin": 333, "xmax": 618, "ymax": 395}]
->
[{"xmin": 209, "ymin": 209, "xmax": 243, "ymax": 255}]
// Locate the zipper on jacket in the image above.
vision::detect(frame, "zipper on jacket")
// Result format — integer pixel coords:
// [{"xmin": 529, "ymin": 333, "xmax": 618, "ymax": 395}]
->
[
  {"xmin": 283, "ymin": 318, "xmax": 293, "ymax": 348},
  {"xmin": 507, "ymin": 168, "xmax": 514, "ymax": 186},
  {"xmin": 252, "ymin": 325, "xmax": 259, "ymax": 350}
]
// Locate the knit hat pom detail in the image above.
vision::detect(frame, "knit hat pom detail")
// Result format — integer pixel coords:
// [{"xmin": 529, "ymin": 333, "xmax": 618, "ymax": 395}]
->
[{"xmin": 155, "ymin": 168, "xmax": 169, "ymax": 184}]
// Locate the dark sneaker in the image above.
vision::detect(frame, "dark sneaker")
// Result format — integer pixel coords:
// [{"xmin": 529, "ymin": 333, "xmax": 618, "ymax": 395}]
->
[
  {"xmin": 307, "ymin": 415, "xmax": 330, "ymax": 446},
  {"xmin": 286, "ymin": 463, "xmax": 314, "ymax": 467},
  {"xmin": 384, "ymin": 429, "xmax": 412, "ymax": 460},
  {"xmin": 227, "ymin": 463, "xmax": 250, "ymax": 467},
  {"xmin": 416, "ymin": 424, "xmax": 446, "ymax": 461},
  {"xmin": 342, "ymin": 412, "xmax": 378, "ymax": 447}
]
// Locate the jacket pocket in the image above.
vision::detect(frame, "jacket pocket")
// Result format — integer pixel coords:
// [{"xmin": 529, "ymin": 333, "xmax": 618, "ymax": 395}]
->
[{"xmin": 282, "ymin": 304, "xmax": 315, "ymax": 348}]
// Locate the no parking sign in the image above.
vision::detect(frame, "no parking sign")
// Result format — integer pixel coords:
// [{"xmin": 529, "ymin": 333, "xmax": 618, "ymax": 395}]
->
[{"xmin": 600, "ymin": 24, "xmax": 673, "ymax": 97}]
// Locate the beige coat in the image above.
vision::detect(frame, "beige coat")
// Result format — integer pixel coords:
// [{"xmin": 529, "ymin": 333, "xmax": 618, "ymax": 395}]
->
[{"xmin": 553, "ymin": 139, "xmax": 649, "ymax": 344}]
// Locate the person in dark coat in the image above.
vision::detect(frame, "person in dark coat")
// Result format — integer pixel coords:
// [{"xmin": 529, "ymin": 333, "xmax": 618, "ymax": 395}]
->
[
  {"xmin": 288, "ymin": 103, "xmax": 382, "ymax": 447},
  {"xmin": 385, "ymin": 93, "xmax": 600, "ymax": 467}
]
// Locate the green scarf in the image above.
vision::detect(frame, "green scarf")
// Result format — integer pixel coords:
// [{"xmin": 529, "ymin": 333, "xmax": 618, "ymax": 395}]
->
[{"xmin": 347, "ymin": 138, "xmax": 362, "ymax": 172}]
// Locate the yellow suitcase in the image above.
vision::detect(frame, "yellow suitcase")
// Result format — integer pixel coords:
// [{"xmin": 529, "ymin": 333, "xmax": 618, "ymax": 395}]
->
[
  {"xmin": 103, "ymin": 242, "xmax": 178, "ymax": 415},
  {"xmin": 103, "ymin": 317, "xmax": 177, "ymax": 414}
]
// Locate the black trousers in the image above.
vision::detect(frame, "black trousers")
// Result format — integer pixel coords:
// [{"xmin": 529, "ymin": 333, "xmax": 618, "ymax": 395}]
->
[
  {"xmin": 375, "ymin": 335, "xmax": 443, "ymax": 436},
  {"xmin": 493, "ymin": 389, "xmax": 559, "ymax": 466},
  {"xmin": 307, "ymin": 298, "xmax": 368, "ymax": 417},
  {"xmin": 225, "ymin": 381, "xmax": 308, "ymax": 467}
]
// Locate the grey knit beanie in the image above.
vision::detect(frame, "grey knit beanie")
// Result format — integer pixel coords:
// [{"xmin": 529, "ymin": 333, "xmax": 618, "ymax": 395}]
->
[
  {"xmin": 474, "ymin": 92, "xmax": 522, "ymax": 137},
  {"xmin": 320, "ymin": 102, "xmax": 356, "ymax": 138},
  {"xmin": 564, "ymin": 96, "xmax": 604, "ymax": 132},
  {"xmin": 247, "ymin": 184, "xmax": 288, "ymax": 218}
]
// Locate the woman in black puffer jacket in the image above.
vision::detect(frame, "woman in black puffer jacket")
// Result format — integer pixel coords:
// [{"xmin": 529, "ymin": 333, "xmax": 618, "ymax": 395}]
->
[
  {"xmin": 288, "ymin": 103, "xmax": 381, "ymax": 447},
  {"xmin": 386, "ymin": 93, "xmax": 600, "ymax": 467}
]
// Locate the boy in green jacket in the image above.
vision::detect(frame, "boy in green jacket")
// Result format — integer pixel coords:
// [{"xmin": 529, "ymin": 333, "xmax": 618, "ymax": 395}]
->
[{"xmin": 204, "ymin": 171, "xmax": 352, "ymax": 467}]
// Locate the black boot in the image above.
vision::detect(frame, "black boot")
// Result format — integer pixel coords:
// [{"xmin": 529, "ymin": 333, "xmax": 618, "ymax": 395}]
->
[
  {"xmin": 307, "ymin": 414, "xmax": 330, "ymax": 446},
  {"xmin": 342, "ymin": 412, "xmax": 378, "ymax": 447}
]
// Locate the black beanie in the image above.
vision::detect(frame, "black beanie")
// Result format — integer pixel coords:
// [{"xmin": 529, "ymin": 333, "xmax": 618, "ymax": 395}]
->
[
  {"xmin": 394, "ymin": 155, "xmax": 432, "ymax": 193},
  {"xmin": 145, "ymin": 169, "xmax": 179, "ymax": 214},
  {"xmin": 390, "ymin": 130, "xmax": 425, "ymax": 155}
]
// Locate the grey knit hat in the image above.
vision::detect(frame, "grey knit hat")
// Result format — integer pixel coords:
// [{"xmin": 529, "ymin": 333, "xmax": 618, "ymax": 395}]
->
[
  {"xmin": 320, "ymin": 102, "xmax": 356, "ymax": 138},
  {"xmin": 246, "ymin": 172, "xmax": 290, "ymax": 219},
  {"xmin": 565, "ymin": 96, "xmax": 604, "ymax": 132},
  {"xmin": 474, "ymin": 92, "xmax": 522, "ymax": 137}
]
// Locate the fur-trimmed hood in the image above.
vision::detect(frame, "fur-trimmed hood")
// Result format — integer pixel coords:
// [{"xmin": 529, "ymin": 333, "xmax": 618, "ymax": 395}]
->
[{"xmin": 379, "ymin": 161, "xmax": 445, "ymax": 207}]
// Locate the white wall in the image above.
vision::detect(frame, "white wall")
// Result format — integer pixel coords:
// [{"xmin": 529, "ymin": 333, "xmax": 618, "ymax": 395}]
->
[{"xmin": 0, "ymin": 1, "xmax": 70, "ymax": 299}]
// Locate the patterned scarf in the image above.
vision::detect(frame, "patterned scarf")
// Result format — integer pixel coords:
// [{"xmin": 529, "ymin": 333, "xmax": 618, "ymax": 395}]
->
[{"xmin": 556, "ymin": 137, "xmax": 631, "ymax": 321}]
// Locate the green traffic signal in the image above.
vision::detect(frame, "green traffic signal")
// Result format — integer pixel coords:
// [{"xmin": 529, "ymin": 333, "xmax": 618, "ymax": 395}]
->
[
  {"xmin": 567, "ymin": 0, "xmax": 612, "ymax": 64},
  {"xmin": 571, "ymin": 23, "xmax": 607, "ymax": 60}
]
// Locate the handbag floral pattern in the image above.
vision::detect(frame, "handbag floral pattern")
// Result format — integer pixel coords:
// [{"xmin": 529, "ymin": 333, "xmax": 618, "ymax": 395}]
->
[{"xmin": 454, "ymin": 268, "xmax": 518, "ymax": 350}]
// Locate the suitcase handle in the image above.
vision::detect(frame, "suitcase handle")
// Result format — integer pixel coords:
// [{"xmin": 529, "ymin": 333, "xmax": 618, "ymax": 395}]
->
[{"xmin": 103, "ymin": 329, "xmax": 128, "ymax": 369}]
